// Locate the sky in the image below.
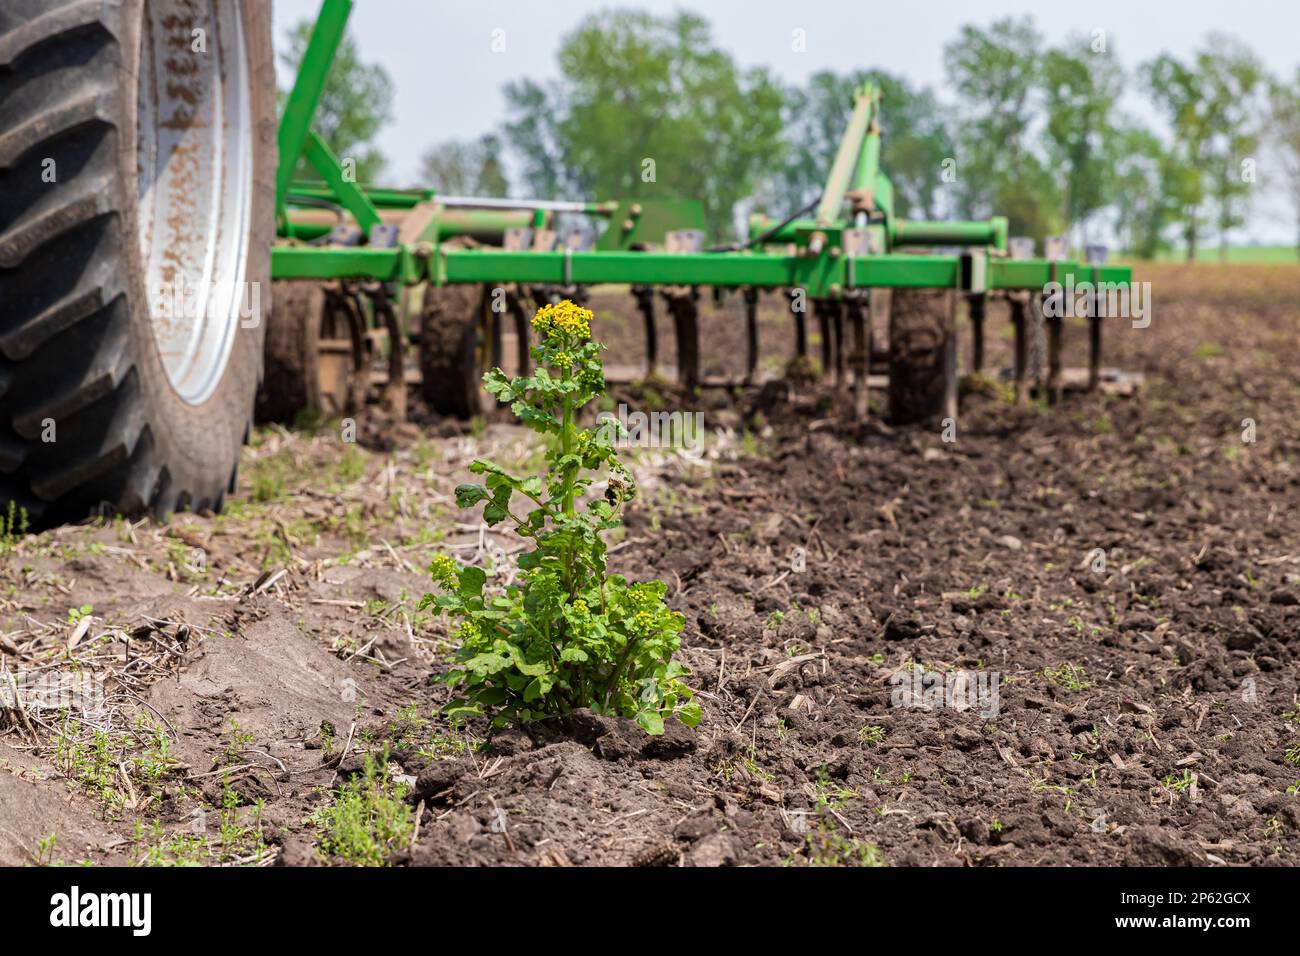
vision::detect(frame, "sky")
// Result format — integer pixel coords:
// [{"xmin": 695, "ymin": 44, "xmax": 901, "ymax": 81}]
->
[{"xmin": 272, "ymin": 0, "xmax": 1300, "ymax": 243}]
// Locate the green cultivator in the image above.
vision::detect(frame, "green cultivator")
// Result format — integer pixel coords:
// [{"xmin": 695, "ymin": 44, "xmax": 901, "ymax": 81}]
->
[
  {"xmin": 270, "ymin": 0, "xmax": 1133, "ymax": 427},
  {"xmin": 0, "ymin": 0, "xmax": 1132, "ymax": 529}
]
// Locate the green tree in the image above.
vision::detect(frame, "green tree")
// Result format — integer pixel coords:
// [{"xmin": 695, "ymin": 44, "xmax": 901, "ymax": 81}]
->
[
  {"xmin": 943, "ymin": 17, "xmax": 1059, "ymax": 240},
  {"xmin": 1040, "ymin": 40, "xmax": 1124, "ymax": 245},
  {"xmin": 1271, "ymin": 68, "xmax": 1300, "ymax": 257},
  {"xmin": 1141, "ymin": 53, "xmax": 1213, "ymax": 260},
  {"xmin": 418, "ymin": 135, "xmax": 510, "ymax": 197},
  {"xmin": 1142, "ymin": 38, "xmax": 1267, "ymax": 262},
  {"xmin": 771, "ymin": 70, "xmax": 952, "ymax": 219},
  {"xmin": 502, "ymin": 10, "xmax": 785, "ymax": 240},
  {"xmin": 1201, "ymin": 37, "xmax": 1267, "ymax": 262},
  {"xmin": 279, "ymin": 20, "xmax": 394, "ymax": 184},
  {"xmin": 1108, "ymin": 123, "xmax": 1180, "ymax": 259}
]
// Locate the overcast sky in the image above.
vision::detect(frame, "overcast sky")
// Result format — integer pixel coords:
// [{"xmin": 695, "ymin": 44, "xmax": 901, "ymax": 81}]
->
[{"xmin": 272, "ymin": 0, "xmax": 1300, "ymax": 242}]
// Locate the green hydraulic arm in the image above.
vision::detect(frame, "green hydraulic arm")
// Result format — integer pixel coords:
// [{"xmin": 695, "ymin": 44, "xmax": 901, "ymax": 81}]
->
[
  {"xmin": 302, "ymin": 131, "xmax": 382, "ymax": 236},
  {"xmin": 746, "ymin": 215, "xmax": 1009, "ymax": 252},
  {"xmin": 287, "ymin": 183, "xmax": 437, "ymax": 210},
  {"xmin": 275, "ymin": 0, "xmax": 363, "ymax": 227},
  {"xmin": 815, "ymin": 84, "xmax": 879, "ymax": 226},
  {"xmin": 751, "ymin": 83, "xmax": 1008, "ymax": 255}
]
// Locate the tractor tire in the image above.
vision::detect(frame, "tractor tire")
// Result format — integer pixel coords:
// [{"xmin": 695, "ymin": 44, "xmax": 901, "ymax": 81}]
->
[
  {"xmin": 887, "ymin": 288, "xmax": 953, "ymax": 426},
  {"xmin": 419, "ymin": 284, "xmax": 488, "ymax": 419},
  {"xmin": 0, "ymin": 0, "xmax": 276, "ymax": 528}
]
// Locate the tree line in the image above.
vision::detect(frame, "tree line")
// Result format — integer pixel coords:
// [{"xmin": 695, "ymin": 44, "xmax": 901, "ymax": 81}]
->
[{"xmin": 284, "ymin": 13, "xmax": 1300, "ymax": 260}]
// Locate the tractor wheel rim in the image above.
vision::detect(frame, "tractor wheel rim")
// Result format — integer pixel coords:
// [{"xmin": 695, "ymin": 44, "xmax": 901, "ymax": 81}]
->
[{"xmin": 136, "ymin": 0, "xmax": 254, "ymax": 405}]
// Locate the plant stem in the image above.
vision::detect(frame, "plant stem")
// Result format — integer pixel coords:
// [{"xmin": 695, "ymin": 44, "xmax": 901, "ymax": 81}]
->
[
  {"xmin": 602, "ymin": 635, "xmax": 643, "ymax": 708},
  {"xmin": 559, "ymin": 365, "xmax": 576, "ymax": 596}
]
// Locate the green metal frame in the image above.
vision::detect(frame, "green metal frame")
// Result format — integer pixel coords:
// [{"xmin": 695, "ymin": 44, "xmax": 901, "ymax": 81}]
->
[
  {"xmin": 273, "ymin": 244, "xmax": 1126, "ymax": 300},
  {"xmin": 271, "ymin": 0, "xmax": 1131, "ymax": 300}
]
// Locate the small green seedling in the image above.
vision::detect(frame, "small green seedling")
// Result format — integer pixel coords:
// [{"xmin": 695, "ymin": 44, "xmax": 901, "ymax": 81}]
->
[
  {"xmin": 422, "ymin": 301, "xmax": 699, "ymax": 736},
  {"xmin": 859, "ymin": 725, "xmax": 886, "ymax": 746},
  {"xmin": 67, "ymin": 604, "xmax": 93, "ymax": 625},
  {"xmin": 312, "ymin": 748, "xmax": 411, "ymax": 867},
  {"xmin": 1, "ymin": 500, "xmax": 28, "ymax": 554},
  {"xmin": 1043, "ymin": 663, "xmax": 1090, "ymax": 691}
]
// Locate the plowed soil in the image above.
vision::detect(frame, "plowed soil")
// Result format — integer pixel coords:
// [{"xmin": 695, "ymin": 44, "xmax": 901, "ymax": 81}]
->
[{"xmin": 2, "ymin": 264, "xmax": 1298, "ymax": 867}]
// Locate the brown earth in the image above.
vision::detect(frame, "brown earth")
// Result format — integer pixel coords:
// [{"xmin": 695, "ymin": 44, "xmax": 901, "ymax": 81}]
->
[{"xmin": 1, "ymin": 263, "xmax": 1298, "ymax": 867}]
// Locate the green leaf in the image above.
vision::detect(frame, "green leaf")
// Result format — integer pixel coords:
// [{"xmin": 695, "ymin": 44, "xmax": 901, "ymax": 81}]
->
[
  {"xmin": 514, "ymin": 658, "xmax": 551, "ymax": 677},
  {"xmin": 457, "ymin": 566, "xmax": 486, "ymax": 598},
  {"xmin": 442, "ymin": 699, "xmax": 483, "ymax": 720},
  {"xmin": 454, "ymin": 483, "xmax": 490, "ymax": 508},
  {"xmin": 524, "ymin": 675, "xmax": 555, "ymax": 702},
  {"xmin": 677, "ymin": 699, "xmax": 702, "ymax": 728},
  {"xmin": 464, "ymin": 652, "xmax": 511, "ymax": 675},
  {"xmin": 635, "ymin": 710, "xmax": 665, "ymax": 736}
]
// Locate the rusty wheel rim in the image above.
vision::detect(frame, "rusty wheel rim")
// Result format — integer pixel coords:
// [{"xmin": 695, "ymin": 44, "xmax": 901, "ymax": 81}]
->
[{"xmin": 136, "ymin": 0, "xmax": 254, "ymax": 405}]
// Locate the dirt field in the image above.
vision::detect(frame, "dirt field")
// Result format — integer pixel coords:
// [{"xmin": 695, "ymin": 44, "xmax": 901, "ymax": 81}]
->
[{"xmin": 2, "ymin": 264, "xmax": 1299, "ymax": 867}]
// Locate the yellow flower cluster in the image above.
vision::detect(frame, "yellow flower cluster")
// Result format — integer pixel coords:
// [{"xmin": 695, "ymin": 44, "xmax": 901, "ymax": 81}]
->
[
  {"xmin": 571, "ymin": 598, "xmax": 589, "ymax": 616},
  {"xmin": 430, "ymin": 554, "xmax": 457, "ymax": 587},
  {"xmin": 633, "ymin": 610, "xmax": 656, "ymax": 632},
  {"xmin": 532, "ymin": 299, "xmax": 593, "ymax": 339}
]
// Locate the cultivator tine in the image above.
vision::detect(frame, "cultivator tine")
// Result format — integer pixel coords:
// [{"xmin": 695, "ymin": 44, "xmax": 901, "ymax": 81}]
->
[
  {"xmin": 1010, "ymin": 293, "xmax": 1030, "ymax": 404},
  {"xmin": 848, "ymin": 296, "xmax": 869, "ymax": 419},
  {"xmin": 968, "ymin": 293, "xmax": 986, "ymax": 373},
  {"xmin": 743, "ymin": 287, "xmax": 759, "ymax": 384},
  {"xmin": 816, "ymin": 300, "xmax": 833, "ymax": 377},
  {"xmin": 1088, "ymin": 304, "xmax": 1102, "ymax": 392},
  {"xmin": 373, "ymin": 292, "xmax": 407, "ymax": 421},
  {"xmin": 832, "ymin": 301, "xmax": 846, "ymax": 387},
  {"xmin": 633, "ymin": 285, "xmax": 658, "ymax": 376},
  {"xmin": 788, "ymin": 290, "xmax": 808, "ymax": 360},
  {"xmin": 345, "ymin": 290, "xmax": 370, "ymax": 413},
  {"xmin": 664, "ymin": 289, "xmax": 701, "ymax": 390},
  {"xmin": 1045, "ymin": 295, "xmax": 1063, "ymax": 406},
  {"xmin": 332, "ymin": 286, "xmax": 371, "ymax": 415},
  {"xmin": 662, "ymin": 232, "xmax": 703, "ymax": 389},
  {"xmin": 944, "ymin": 290, "xmax": 959, "ymax": 423},
  {"xmin": 529, "ymin": 287, "xmax": 558, "ymax": 309},
  {"xmin": 1087, "ymin": 268, "xmax": 1102, "ymax": 392}
]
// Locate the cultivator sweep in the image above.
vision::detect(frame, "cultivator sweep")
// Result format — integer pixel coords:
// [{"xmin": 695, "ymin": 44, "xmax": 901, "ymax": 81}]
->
[{"xmin": 269, "ymin": 0, "xmax": 1134, "ymax": 429}]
